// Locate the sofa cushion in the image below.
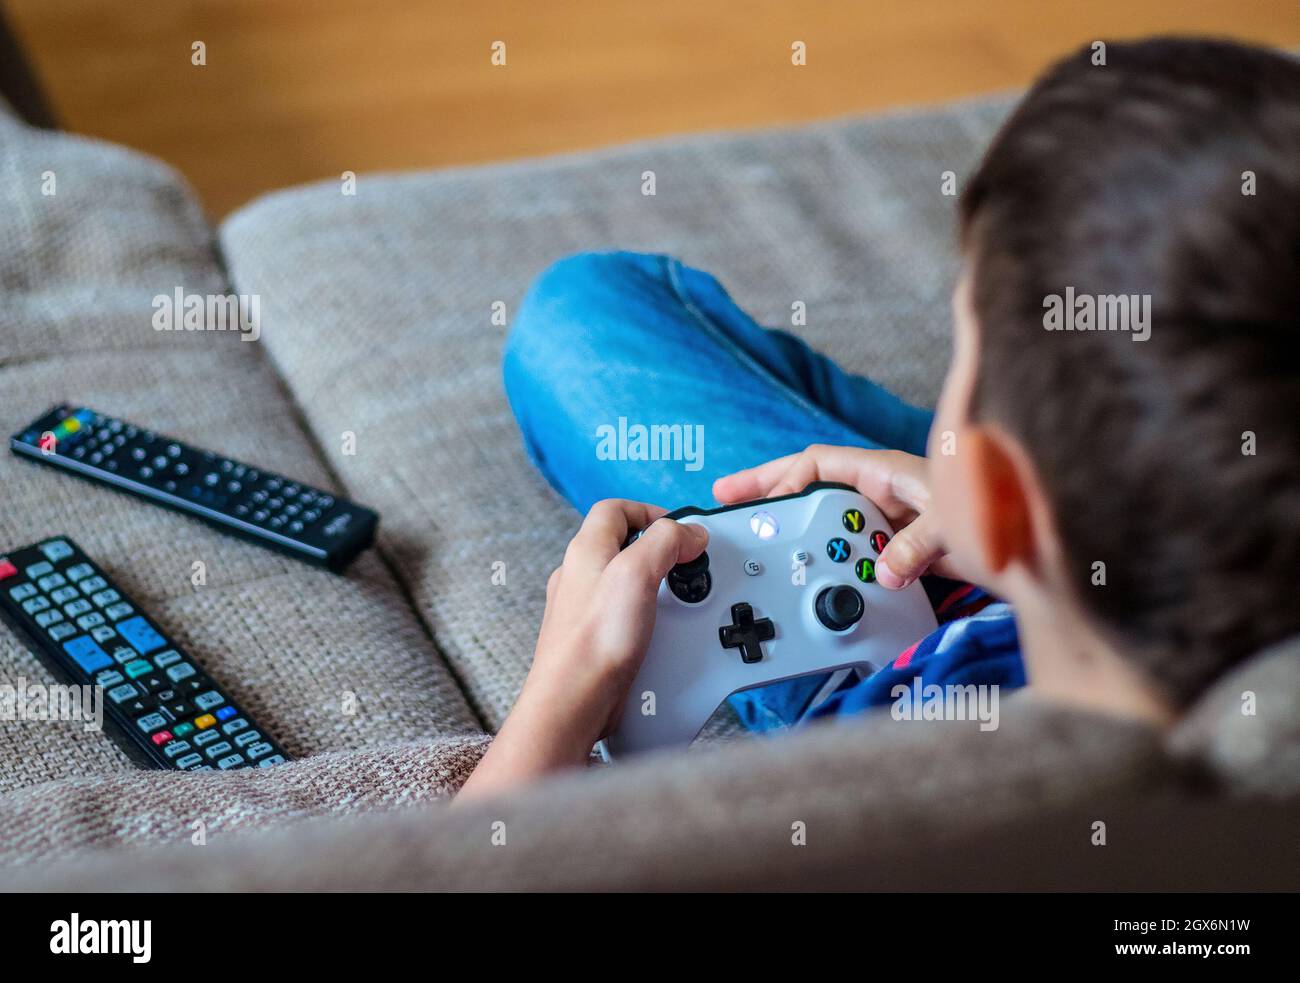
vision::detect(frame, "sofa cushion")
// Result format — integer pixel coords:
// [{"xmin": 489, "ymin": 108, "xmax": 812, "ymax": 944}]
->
[
  {"xmin": 10, "ymin": 697, "xmax": 1212, "ymax": 891},
  {"xmin": 0, "ymin": 112, "xmax": 481, "ymax": 826},
  {"xmin": 219, "ymin": 96, "xmax": 1016, "ymax": 728}
]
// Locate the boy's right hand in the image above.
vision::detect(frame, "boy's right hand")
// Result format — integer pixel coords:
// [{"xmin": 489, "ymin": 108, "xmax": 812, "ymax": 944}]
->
[{"xmin": 713, "ymin": 445, "xmax": 965, "ymax": 590}]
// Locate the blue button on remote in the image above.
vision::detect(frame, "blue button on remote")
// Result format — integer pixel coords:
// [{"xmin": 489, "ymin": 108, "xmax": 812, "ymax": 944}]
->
[
  {"xmin": 117, "ymin": 615, "xmax": 167, "ymax": 654},
  {"xmin": 62, "ymin": 635, "xmax": 113, "ymax": 673}
]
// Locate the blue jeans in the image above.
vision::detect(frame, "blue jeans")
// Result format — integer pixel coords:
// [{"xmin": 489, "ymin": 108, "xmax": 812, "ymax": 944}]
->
[{"xmin": 502, "ymin": 252, "xmax": 935, "ymax": 731}]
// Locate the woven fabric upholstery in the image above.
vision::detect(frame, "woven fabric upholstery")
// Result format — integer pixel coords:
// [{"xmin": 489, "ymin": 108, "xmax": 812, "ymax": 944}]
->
[{"xmin": 0, "ymin": 111, "xmax": 481, "ymax": 845}]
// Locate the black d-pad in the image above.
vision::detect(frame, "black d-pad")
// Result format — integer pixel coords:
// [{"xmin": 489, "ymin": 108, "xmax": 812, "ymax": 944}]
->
[{"xmin": 718, "ymin": 603, "xmax": 775, "ymax": 664}]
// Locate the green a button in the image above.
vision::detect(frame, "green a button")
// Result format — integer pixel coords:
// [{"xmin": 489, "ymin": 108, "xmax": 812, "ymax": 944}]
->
[{"xmin": 854, "ymin": 557, "xmax": 876, "ymax": 583}]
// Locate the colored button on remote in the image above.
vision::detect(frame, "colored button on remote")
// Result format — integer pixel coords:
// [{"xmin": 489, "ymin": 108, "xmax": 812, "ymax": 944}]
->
[
  {"xmin": 117, "ymin": 616, "xmax": 166, "ymax": 654},
  {"xmin": 0, "ymin": 560, "xmax": 17, "ymax": 580},
  {"xmin": 62, "ymin": 636, "xmax": 113, "ymax": 674}
]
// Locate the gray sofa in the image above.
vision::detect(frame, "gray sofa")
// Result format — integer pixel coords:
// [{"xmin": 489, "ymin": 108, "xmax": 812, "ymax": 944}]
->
[{"xmin": 2, "ymin": 92, "xmax": 1296, "ymax": 890}]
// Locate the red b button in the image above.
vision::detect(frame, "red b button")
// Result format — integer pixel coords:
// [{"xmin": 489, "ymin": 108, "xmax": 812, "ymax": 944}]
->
[{"xmin": 870, "ymin": 530, "xmax": 890, "ymax": 552}]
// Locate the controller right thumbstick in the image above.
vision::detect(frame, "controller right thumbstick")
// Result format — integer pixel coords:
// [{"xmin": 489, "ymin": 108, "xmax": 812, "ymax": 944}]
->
[{"xmin": 815, "ymin": 584, "xmax": 864, "ymax": 631}]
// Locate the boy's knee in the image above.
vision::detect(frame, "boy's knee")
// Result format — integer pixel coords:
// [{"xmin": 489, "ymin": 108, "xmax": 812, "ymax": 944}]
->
[{"xmin": 505, "ymin": 251, "xmax": 666, "ymax": 371}]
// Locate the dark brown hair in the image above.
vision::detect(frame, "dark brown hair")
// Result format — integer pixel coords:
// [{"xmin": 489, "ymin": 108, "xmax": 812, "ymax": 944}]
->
[{"xmin": 960, "ymin": 37, "xmax": 1300, "ymax": 703}]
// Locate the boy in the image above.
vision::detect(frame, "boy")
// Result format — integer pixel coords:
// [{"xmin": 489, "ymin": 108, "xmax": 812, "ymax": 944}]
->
[{"xmin": 460, "ymin": 38, "xmax": 1300, "ymax": 799}]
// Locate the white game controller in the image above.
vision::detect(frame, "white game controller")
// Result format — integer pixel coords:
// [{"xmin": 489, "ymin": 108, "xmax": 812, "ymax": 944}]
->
[{"xmin": 603, "ymin": 482, "xmax": 938, "ymax": 757}]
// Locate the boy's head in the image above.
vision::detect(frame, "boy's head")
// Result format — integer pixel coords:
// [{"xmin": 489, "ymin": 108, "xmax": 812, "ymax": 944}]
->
[{"xmin": 929, "ymin": 38, "xmax": 1300, "ymax": 706}]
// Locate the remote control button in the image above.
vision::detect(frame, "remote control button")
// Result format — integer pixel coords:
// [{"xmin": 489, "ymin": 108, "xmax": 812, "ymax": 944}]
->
[
  {"xmin": 107, "ymin": 683, "xmax": 139, "ymax": 704},
  {"xmin": 825, "ymin": 538, "xmax": 851, "ymax": 563},
  {"xmin": 870, "ymin": 530, "xmax": 890, "ymax": 552},
  {"xmin": 0, "ymin": 561, "xmax": 17, "ymax": 582},
  {"xmin": 91, "ymin": 588, "xmax": 121, "ymax": 607},
  {"xmin": 9, "ymin": 583, "xmax": 37, "ymax": 601},
  {"xmin": 854, "ymin": 557, "xmax": 876, "ymax": 583},
  {"xmin": 49, "ymin": 623, "xmax": 77, "ymax": 641},
  {"xmin": 64, "ymin": 599, "xmax": 92, "ymax": 617},
  {"xmin": 118, "ymin": 616, "xmax": 166, "ymax": 654},
  {"xmin": 91, "ymin": 626, "xmax": 118, "ymax": 644},
  {"xmin": 217, "ymin": 753, "xmax": 245, "ymax": 770},
  {"xmin": 841, "ymin": 509, "xmax": 866, "ymax": 534},
  {"xmin": 111, "ymin": 644, "xmax": 137, "ymax": 665},
  {"xmin": 163, "ymin": 739, "xmax": 192, "ymax": 758},
  {"xmin": 165, "ymin": 700, "xmax": 193, "ymax": 719},
  {"xmin": 258, "ymin": 755, "xmax": 286, "ymax": 768},
  {"xmin": 194, "ymin": 713, "xmax": 218, "ymax": 730},
  {"xmin": 718, "ymin": 603, "xmax": 775, "ymax": 664},
  {"xmin": 79, "ymin": 575, "xmax": 107, "ymax": 593},
  {"xmin": 35, "ymin": 609, "xmax": 63, "ymax": 628},
  {"xmin": 174, "ymin": 463, "xmax": 189, "ymax": 476},
  {"xmin": 116, "ymin": 698, "xmax": 149, "ymax": 717},
  {"xmin": 743, "ymin": 558, "xmax": 762, "ymax": 576},
  {"xmin": 246, "ymin": 742, "xmax": 275, "ymax": 760},
  {"xmin": 39, "ymin": 540, "xmax": 74, "ymax": 562},
  {"xmin": 136, "ymin": 712, "xmax": 168, "ymax": 733},
  {"xmin": 131, "ymin": 448, "xmax": 147, "ymax": 462},
  {"xmin": 105, "ymin": 603, "xmax": 134, "ymax": 621},
  {"xmin": 25, "ymin": 561, "xmax": 54, "ymax": 579},
  {"xmin": 22, "ymin": 596, "xmax": 51, "ymax": 614},
  {"xmin": 194, "ymin": 728, "xmax": 221, "ymax": 746},
  {"xmin": 124, "ymin": 659, "xmax": 154, "ymax": 679},
  {"xmin": 175, "ymin": 753, "xmax": 203, "ymax": 770},
  {"xmin": 153, "ymin": 649, "xmax": 182, "ymax": 668},
  {"xmin": 166, "ymin": 663, "xmax": 197, "ymax": 683},
  {"xmin": 63, "ymin": 636, "xmax": 113, "ymax": 673},
  {"xmin": 65, "ymin": 563, "xmax": 93, "ymax": 582},
  {"xmin": 50, "ymin": 586, "xmax": 79, "ymax": 604},
  {"xmin": 151, "ymin": 730, "xmax": 173, "ymax": 746},
  {"xmin": 203, "ymin": 740, "xmax": 234, "ymax": 760},
  {"xmin": 195, "ymin": 690, "xmax": 225, "ymax": 711},
  {"xmin": 37, "ymin": 573, "xmax": 67, "ymax": 591},
  {"xmin": 815, "ymin": 585, "xmax": 865, "ymax": 632},
  {"xmin": 94, "ymin": 669, "xmax": 125, "ymax": 688},
  {"xmin": 172, "ymin": 722, "xmax": 196, "ymax": 737},
  {"xmin": 76, "ymin": 612, "xmax": 106, "ymax": 630},
  {"xmin": 233, "ymin": 729, "xmax": 261, "ymax": 747},
  {"xmin": 222, "ymin": 718, "xmax": 250, "ymax": 735},
  {"xmin": 215, "ymin": 705, "xmax": 237, "ymax": 721}
]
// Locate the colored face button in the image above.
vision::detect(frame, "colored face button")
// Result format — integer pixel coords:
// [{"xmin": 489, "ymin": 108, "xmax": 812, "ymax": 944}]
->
[
  {"xmin": 841, "ymin": 509, "xmax": 865, "ymax": 533},
  {"xmin": 855, "ymin": 557, "xmax": 876, "ymax": 583},
  {"xmin": 194, "ymin": 713, "xmax": 217, "ymax": 730},
  {"xmin": 826, "ymin": 537, "xmax": 851, "ymax": 563},
  {"xmin": 172, "ymin": 722, "xmax": 195, "ymax": 737},
  {"xmin": 0, "ymin": 560, "xmax": 17, "ymax": 581},
  {"xmin": 871, "ymin": 530, "xmax": 890, "ymax": 552}
]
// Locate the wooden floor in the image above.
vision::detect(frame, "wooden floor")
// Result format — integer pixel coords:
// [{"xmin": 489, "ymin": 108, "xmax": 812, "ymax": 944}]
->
[{"xmin": 9, "ymin": 0, "xmax": 1300, "ymax": 217}]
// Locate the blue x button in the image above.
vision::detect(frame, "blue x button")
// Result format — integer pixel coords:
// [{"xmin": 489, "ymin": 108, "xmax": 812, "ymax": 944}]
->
[{"xmin": 826, "ymin": 537, "xmax": 851, "ymax": 563}]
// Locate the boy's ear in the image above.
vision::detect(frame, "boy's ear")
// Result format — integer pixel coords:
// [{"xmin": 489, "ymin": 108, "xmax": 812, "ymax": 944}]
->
[{"xmin": 964, "ymin": 426, "xmax": 1036, "ymax": 576}]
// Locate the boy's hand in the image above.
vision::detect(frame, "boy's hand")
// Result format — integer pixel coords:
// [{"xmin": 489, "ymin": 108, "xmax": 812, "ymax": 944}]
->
[
  {"xmin": 713, "ymin": 446, "xmax": 963, "ymax": 589},
  {"xmin": 457, "ymin": 499, "xmax": 707, "ymax": 800}
]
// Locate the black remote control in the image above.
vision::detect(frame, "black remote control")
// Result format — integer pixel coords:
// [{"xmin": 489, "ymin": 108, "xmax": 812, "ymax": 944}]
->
[
  {"xmin": 11, "ymin": 405, "xmax": 377, "ymax": 571},
  {"xmin": 0, "ymin": 537, "xmax": 289, "ymax": 771}
]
